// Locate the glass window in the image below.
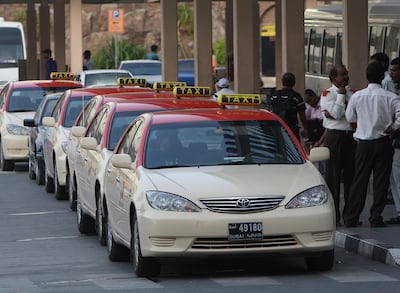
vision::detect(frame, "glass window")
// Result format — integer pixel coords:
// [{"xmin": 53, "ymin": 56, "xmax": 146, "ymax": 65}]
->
[
  {"xmin": 308, "ymin": 28, "xmax": 323, "ymax": 74},
  {"xmin": 384, "ymin": 26, "xmax": 400, "ymax": 61},
  {"xmin": 62, "ymin": 96, "xmax": 92, "ymax": 127},
  {"xmin": 322, "ymin": 28, "xmax": 339, "ymax": 75},
  {"xmin": 118, "ymin": 119, "xmax": 143, "ymax": 159},
  {"xmin": 369, "ymin": 26, "xmax": 385, "ymax": 56},
  {"xmin": 85, "ymin": 107, "xmax": 107, "ymax": 143},
  {"xmin": 107, "ymin": 111, "xmax": 143, "ymax": 151},
  {"xmin": 144, "ymin": 120, "xmax": 304, "ymax": 169}
]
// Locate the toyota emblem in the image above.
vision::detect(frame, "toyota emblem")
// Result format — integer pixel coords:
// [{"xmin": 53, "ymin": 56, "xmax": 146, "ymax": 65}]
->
[{"xmin": 236, "ymin": 198, "xmax": 251, "ymax": 208}]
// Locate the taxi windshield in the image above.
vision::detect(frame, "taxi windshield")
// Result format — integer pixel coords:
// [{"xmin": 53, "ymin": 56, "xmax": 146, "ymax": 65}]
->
[{"xmin": 144, "ymin": 120, "xmax": 304, "ymax": 169}]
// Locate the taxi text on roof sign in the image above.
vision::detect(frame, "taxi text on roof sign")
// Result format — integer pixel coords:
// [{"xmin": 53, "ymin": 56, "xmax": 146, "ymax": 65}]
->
[
  {"xmin": 218, "ymin": 94, "xmax": 262, "ymax": 106},
  {"xmin": 173, "ymin": 86, "xmax": 211, "ymax": 98},
  {"xmin": 50, "ymin": 72, "xmax": 74, "ymax": 80},
  {"xmin": 117, "ymin": 78, "xmax": 147, "ymax": 87},
  {"xmin": 153, "ymin": 82, "xmax": 187, "ymax": 92}
]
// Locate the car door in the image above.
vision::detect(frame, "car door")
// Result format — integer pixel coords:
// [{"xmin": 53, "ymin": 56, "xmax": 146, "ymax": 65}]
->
[
  {"xmin": 107, "ymin": 119, "xmax": 143, "ymax": 242},
  {"xmin": 76, "ymin": 106, "xmax": 107, "ymax": 213}
]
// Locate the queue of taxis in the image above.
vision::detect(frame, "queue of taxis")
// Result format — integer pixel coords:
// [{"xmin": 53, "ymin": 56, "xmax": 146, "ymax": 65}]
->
[
  {"xmin": 0, "ymin": 72, "xmax": 81, "ymax": 171},
  {"xmin": 66, "ymin": 79, "xmax": 172, "ymax": 211},
  {"xmin": 74, "ymin": 86, "xmax": 218, "ymax": 246},
  {"xmin": 42, "ymin": 80, "xmax": 155, "ymax": 200},
  {"xmin": 102, "ymin": 93, "xmax": 334, "ymax": 277}
]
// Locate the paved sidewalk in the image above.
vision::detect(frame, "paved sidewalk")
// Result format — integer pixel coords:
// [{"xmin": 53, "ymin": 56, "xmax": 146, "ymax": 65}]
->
[{"xmin": 334, "ymin": 185, "xmax": 400, "ymax": 266}]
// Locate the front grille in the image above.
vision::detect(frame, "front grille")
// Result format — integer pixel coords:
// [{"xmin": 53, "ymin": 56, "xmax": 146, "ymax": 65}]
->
[
  {"xmin": 192, "ymin": 235, "xmax": 297, "ymax": 249},
  {"xmin": 199, "ymin": 196, "xmax": 285, "ymax": 213}
]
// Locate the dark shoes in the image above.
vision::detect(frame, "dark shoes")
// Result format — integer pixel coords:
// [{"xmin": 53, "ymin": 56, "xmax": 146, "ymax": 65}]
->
[{"xmin": 386, "ymin": 216, "xmax": 400, "ymax": 225}]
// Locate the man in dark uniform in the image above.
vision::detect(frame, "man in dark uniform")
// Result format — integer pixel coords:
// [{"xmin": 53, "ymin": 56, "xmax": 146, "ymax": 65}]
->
[
  {"xmin": 42, "ymin": 48, "xmax": 58, "ymax": 80},
  {"xmin": 267, "ymin": 72, "xmax": 308, "ymax": 140}
]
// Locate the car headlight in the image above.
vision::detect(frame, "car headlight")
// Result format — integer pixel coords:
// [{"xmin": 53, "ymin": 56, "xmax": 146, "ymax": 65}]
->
[
  {"xmin": 285, "ymin": 185, "xmax": 328, "ymax": 209},
  {"xmin": 146, "ymin": 191, "xmax": 201, "ymax": 212},
  {"xmin": 61, "ymin": 141, "xmax": 68, "ymax": 154},
  {"xmin": 6, "ymin": 124, "xmax": 30, "ymax": 136}
]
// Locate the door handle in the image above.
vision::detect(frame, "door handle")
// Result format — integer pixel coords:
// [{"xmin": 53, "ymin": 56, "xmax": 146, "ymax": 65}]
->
[{"xmin": 116, "ymin": 177, "xmax": 120, "ymax": 183}]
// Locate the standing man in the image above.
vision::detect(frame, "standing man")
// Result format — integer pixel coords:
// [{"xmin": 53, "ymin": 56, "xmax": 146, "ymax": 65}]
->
[
  {"xmin": 146, "ymin": 44, "xmax": 159, "ymax": 61},
  {"xmin": 267, "ymin": 72, "xmax": 308, "ymax": 140},
  {"xmin": 320, "ymin": 64, "xmax": 356, "ymax": 226},
  {"xmin": 385, "ymin": 57, "xmax": 400, "ymax": 224},
  {"xmin": 83, "ymin": 50, "xmax": 95, "ymax": 70},
  {"xmin": 42, "ymin": 48, "xmax": 57, "ymax": 80},
  {"xmin": 343, "ymin": 61, "xmax": 400, "ymax": 228}
]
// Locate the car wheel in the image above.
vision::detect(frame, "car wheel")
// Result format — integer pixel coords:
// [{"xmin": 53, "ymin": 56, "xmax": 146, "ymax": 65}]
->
[
  {"xmin": 28, "ymin": 156, "xmax": 36, "ymax": 180},
  {"xmin": 68, "ymin": 173, "xmax": 77, "ymax": 211},
  {"xmin": 45, "ymin": 168, "xmax": 55, "ymax": 193},
  {"xmin": 77, "ymin": 195, "xmax": 95, "ymax": 234},
  {"xmin": 131, "ymin": 213, "xmax": 160, "ymax": 277},
  {"xmin": 0, "ymin": 140, "xmax": 14, "ymax": 171},
  {"xmin": 54, "ymin": 162, "xmax": 67, "ymax": 200},
  {"xmin": 106, "ymin": 212, "xmax": 129, "ymax": 262},
  {"xmin": 305, "ymin": 249, "xmax": 334, "ymax": 271},
  {"xmin": 35, "ymin": 158, "xmax": 45, "ymax": 185},
  {"xmin": 96, "ymin": 195, "xmax": 106, "ymax": 246}
]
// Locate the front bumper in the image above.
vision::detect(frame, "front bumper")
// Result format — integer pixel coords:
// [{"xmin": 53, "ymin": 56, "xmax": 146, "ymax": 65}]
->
[
  {"xmin": 2, "ymin": 134, "xmax": 29, "ymax": 161},
  {"xmin": 137, "ymin": 203, "xmax": 335, "ymax": 258}
]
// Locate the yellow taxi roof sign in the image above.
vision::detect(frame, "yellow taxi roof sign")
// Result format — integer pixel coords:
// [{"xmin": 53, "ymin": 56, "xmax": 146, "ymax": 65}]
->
[
  {"xmin": 173, "ymin": 86, "xmax": 211, "ymax": 98},
  {"xmin": 218, "ymin": 94, "xmax": 262, "ymax": 106},
  {"xmin": 153, "ymin": 82, "xmax": 187, "ymax": 92},
  {"xmin": 50, "ymin": 72, "xmax": 74, "ymax": 80},
  {"xmin": 117, "ymin": 78, "xmax": 147, "ymax": 87}
]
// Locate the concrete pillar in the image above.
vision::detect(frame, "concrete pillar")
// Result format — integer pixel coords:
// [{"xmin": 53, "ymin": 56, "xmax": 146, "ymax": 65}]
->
[
  {"xmin": 54, "ymin": 1, "xmax": 66, "ymax": 72},
  {"xmin": 161, "ymin": 0, "xmax": 178, "ymax": 82},
  {"xmin": 343, "ymin": 0, "xmax": 368, "ymax": 90},
  {"xmin": 70, "ymin": 0, "xmax": 83, "ymax": 73},
  {"xmin": 225, "ymin": 0, "xmax": 234, "ymax": 82},
  {"xmin": 275, "ymin": 0, "xmax": 282, "ymax": 89},
  {"xmin": 39, "ymin": 0, "xmax": 51, "ymax": 79},
  {"xmin": 194, "ymin": 0, "xmax": 212, "ymax": 87},
  {"xmin": 233, "ymin": 0, "xmax": 259, "ymax": 94},
  {"xmin": 281, "ymin": 0, "xmax": 305, "ymax": 94},
  {"xmin": 26, "ymin": 1, "xmax": 37, "ymax": 79}
]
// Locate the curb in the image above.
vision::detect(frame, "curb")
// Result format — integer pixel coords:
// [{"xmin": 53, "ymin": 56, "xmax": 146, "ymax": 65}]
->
[{"xmin": 335, "ymin": 230, "xmax": 400, "ymax": 266}]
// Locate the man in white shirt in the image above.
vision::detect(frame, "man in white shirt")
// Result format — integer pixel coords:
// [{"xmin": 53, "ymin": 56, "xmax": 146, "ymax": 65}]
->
[
  {"xmin": 344, "ymin": 61, "xmax": 400, "ymax": 227},
  {"xmin": 320, "ymin": 64, "xmax": 357, "ymax": 226}
]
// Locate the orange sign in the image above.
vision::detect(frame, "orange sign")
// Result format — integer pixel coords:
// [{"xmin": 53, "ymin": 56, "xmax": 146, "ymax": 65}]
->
[{"xmin": 108, "ymin": 9, "xmax": 124, "ymax": 33}]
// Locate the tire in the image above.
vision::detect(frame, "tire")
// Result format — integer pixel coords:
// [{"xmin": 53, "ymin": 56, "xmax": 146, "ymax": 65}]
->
[
  {"xmin": 35, "ymin": 158, "xmax": 45, "ymax": 185},
  {"xmin": 96, "ymin": 195, "xmax": 106, "ymax": 246},
  {"xmin": 0, "ymin": 140, "xmax": 14, "ymax": 171},
  {"xmin": 77, "ymin": 195, "xmax": 95, "ymax": 234},
  {"xmin": 131, "ymin": 213, "xmax": 160, "ymax": 277},
  {"xmin": 106, "ymin": 212, "xmax": 129, "ymax": 262},
  {"xmin": 45, "ymin": 168, "xmax": 55, "ymax": 193},
  {"xmin": 28, "ymin": 156, "xmax": 36, "ymax": 180},
  {"xmin": 305, "ymin": 249, "xmax": 335, "ymax": 271},
  {"xmin": 68, "ymin": 173, "xmax": 77, "ymax": 211},
  {"xmin": 54, "ymin": 162, "xmax": 67, "ymax": 200}
]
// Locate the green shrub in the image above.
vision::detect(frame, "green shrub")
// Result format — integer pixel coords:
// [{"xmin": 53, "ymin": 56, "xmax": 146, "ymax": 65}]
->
[
  {"xmin": 92, "ymin": 37, "xmax": 146, "ymax": 69},
  {"xmin": 213, "ymin": 39, "xmax": 226, "ymax": 66}
]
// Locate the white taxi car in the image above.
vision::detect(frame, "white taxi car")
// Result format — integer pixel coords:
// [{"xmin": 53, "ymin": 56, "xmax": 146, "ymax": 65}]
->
[
  {"xmin": 102, "ymin": 93, "xmax": 335, "ymax": 277},
  {"xmin": 0, "ymin": 73, "xmax": 81, "ymax": 171}
]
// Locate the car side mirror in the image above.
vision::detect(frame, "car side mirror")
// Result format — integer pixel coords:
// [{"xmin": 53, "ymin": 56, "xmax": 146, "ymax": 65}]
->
[
  {"xmin": 111, "ymin": 153, "xmax": 132, "ymax": 169},
  {"xmin": 309, "ymin": 147, "xmax": 330, "ymax": 162},
  {"xmin": 71, "ymin": 126, "xmax": 85, "ymax": 137},
  {"xmin": 42, "ymin": 117, "xmax": 56, "ymax": 127},
  {"xmin": 23, "ymin": 118, "xmax": 35, "ymax": 127},
  {"xmin": 80, "ymin": 137, "xmax": 98, "ymax": 151}
]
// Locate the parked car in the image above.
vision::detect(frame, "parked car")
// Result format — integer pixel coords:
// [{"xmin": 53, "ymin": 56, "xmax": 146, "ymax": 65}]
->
[
  {"xmin": 0, "ymin": 74, "xmax": 82, "ymax": 171},
  {"xmin": 73, "ymin": 69, "xmax": 133, "ymax": 87},
  {"xmin": 103, "ymin": 94, "xmax": 334, "ymax": 277},
  {"xmin": 23, "ymin": 92, "xmax": 62, "ymax": 185},
  {"xmin": 119, "ymin": 60, "xmax": 162, "ymax": 86}
]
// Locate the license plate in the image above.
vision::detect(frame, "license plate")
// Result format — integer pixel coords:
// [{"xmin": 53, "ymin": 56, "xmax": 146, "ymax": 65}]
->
[{"xmin": 228, "ymin": 222, "xmax": 263, "ymax": 241}]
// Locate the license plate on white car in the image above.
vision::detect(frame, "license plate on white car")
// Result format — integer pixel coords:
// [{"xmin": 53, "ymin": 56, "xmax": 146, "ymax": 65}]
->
[{"xmin": 228, "ymin": 222, "xmax": 263, "ymax": 241}]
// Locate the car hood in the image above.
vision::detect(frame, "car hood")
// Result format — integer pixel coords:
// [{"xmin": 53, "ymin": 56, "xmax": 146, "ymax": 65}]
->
[
  {"xmin": 7, "ymin": 112, "xmax": 35, "ymax": 126},
  {"xmin": 143, "ymin": 163, "xmax": 326, "ymax": 203}
]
